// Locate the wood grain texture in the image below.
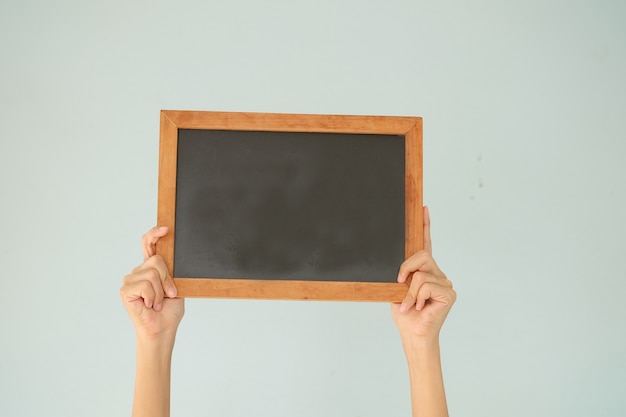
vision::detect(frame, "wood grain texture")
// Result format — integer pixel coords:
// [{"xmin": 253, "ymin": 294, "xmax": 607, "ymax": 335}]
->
[
  {"xmin": 162, "ymin": 110, "xmax": 418, "ymax": 135},
  {"xmin": 174, "ymin": 278, "xmax": 410, "ymax": 302},
  {"xmin": 156, "ymin": 112, "xmax": 178, "ymax": 275},
  {"xmin": 405, "ymin": 118, "xmax": 424, "ymax": 258},
  {"xmin": 156, "ymin": 110, "xmax": 423, "ymax": 302}
]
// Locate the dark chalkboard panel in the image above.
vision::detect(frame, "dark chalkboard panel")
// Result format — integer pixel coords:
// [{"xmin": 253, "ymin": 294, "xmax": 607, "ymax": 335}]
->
[{"xmin": 156, "ymin": 111, "xmax": 423, "ymax": 301}]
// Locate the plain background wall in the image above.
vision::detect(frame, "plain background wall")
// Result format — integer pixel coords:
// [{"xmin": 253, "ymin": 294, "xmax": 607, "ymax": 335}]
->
[{"xmin": 1, "ymin": 1, "xmax": 625, "ymax": 416}]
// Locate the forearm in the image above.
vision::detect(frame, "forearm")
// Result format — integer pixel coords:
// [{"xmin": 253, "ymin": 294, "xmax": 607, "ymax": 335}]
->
[
  {"xmin": 402, "ymin": 336, "xmax": 448, "ymax": 417},
  {"xmin": 132, "ymin": 333, "xmax": 176, "ymax": 417}
]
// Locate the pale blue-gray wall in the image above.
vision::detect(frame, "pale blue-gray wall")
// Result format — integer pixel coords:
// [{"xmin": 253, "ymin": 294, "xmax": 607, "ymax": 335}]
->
[{"xmin": 1, "ymin": 1, "xmax": 625, "ymax": 416}]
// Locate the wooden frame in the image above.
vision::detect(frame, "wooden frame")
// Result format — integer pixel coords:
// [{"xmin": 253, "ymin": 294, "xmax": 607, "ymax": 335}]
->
[{"xmin": 157, "ymin": 110, "xmax": 423, "ymax": 302}]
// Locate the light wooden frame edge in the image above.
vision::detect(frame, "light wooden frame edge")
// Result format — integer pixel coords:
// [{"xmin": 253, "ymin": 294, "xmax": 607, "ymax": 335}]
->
[{"xmin": 157, "ymin": 110, "xmax": 423, "ymax": 302}]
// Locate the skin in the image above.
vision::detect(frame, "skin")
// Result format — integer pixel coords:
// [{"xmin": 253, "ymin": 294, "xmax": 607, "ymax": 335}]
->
[
  {"xmin": 120, "ymin": 226, "xmax": 184, "ymax": 417},
  {"xmin": 392, "ymin": 206, "xmax": 456, "ymax": 417},
  {"xmin": 120, "ymin": 207, "xmax": 455, "ymax": 417}
]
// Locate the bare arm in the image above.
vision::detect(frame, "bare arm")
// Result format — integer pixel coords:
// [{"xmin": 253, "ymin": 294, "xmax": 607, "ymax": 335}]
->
[
  {"xmin": 132, "ymin": 333, "xmax": 176, "ymax": 417},
  {"xmin": 392, "ymin": 207, "xmax": 456, "ymax": 417},
  {"xmin": 120, "ymin": 227, "xmax": 185, "ymax": 417}
]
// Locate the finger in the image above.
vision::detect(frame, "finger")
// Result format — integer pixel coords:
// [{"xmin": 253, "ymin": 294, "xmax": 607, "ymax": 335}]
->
[
  {"xmin": 120, "ymin": 280, "xmax": 157, "ymax": 309},
  {"xmin": 123, "ymin": 267, "xmax": 165, "ymax": 309},
  {"xmin": 415, "ymin": 282, "xmax": 435, "ymax": 311},
  {"xmin": 163, "ymin": 275, "xmax": 178, "ymax": 298},
  {"xmin": 142, "ymin": 226, "xmax": 169, "ymax": 261},
  {"xmin": 415, "ymin": 282, "xmax": 456, "ymax": 311},
  {"xmin": 143, "ymin": 255, "xmax": 177, "ymax": 298},
  {"xmin": 397, "ymin": 250, "xmax": 442, "ymax": 283},
  {"xmin": 423, "ymin": 206, "xmax": 432, "ymax": 255},
  {"xmin": 130, "ymin": 255, "xmax": 166, "ymax": 276},
  {"xmin": 399, "ymin": 283, "xmax": 418, "ymax": 313},
  {"xmin": 128, "ymin": 255, "xmax": 177, "ymax": 298},
  {"xmin": 397, "ymin": 252, "xmax": 426, "ymax": 283},
  {"xmin": 398, "ymin": 271, "xmax": 438, "ymax": 312}
]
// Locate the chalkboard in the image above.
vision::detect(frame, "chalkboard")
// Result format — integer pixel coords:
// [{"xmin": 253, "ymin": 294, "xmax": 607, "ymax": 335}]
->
[{"xmin": 156, "ymin": 111, "xmax": 423, "ymax": 302}]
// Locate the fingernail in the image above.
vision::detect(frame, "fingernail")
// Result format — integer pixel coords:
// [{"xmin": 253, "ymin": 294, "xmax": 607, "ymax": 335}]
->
[
  {"xmin": 154, "ymin": 303, "xmax": 162, "ymax": 311},
  {"xmin": 400, "ymin": 303, "xmax": 408, "ymax": 313},
  {"xmin": 166, "ymin": 286, "xmax": 177, "ymax": 298}
]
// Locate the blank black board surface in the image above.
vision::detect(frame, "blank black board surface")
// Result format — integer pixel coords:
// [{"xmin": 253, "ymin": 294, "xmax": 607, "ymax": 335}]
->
[
  {"xmin": 156, "ymin": 111, "xmax": 423, "ymax": 301},
  {"xmin": 174, "ymin": 129, "xmax": 405, "ymax": 282}
]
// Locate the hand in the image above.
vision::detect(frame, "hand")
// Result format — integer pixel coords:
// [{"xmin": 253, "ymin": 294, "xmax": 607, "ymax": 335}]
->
[
  {"xmin": 120, "ymin": 227, "xmax": 185, "ymax": 339},
  {"xmin": 391, "ymin": 207, "xmax": 456, "ymax": 341}
]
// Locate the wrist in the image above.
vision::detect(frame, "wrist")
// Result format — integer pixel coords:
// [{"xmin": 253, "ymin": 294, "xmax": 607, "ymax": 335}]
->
[
  {"xmin": 400, "ymin": 334, "xmax": 441, "ymax": 362},
  {"xmin": 136, "ymin": 331, "xmax": 177, "ymax": 353}
]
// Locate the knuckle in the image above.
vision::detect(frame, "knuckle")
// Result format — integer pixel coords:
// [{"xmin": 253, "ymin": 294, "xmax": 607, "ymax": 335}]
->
[
  {"xmin": 142, "ymin": 227, "xmax": 155, "ymax": 240},
  {"xmin": 139, "ymin": 280, "xmax": 154, "ymax": 295},
  {"xmin": 146, "ymin": 268, "xmax": 165, "ymax": 294},
  {"xmin": 406, "ymin": 250, "xmax": 424, "ymax": 265},
  {"xmin": 147, "ymin": 267, "xmax": 161, "ymax": 283},
  {"xmin": 122, "ymin": 273, "xmax": 133, "ymax": 284},
  {"xmin": 144, "ymin": 254, "xmax": 164, "ymax": 268},
  {"xmin": 439, "ymin": 274, "xmax": 452, "ymax": 286},
  {"xmin": 414, "ymin": 249, "xmax": 429, "ymax": 261},
  {"xmin": 410, "ymin": 271, "xmax": 425, "ymax": 285}
]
